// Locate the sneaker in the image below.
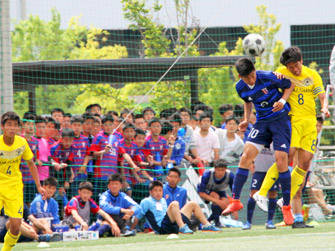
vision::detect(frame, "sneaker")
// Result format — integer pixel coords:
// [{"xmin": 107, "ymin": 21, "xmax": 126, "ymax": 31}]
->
[
  {"xmin": 292, "ymin": 221, "xmax": 306, "ymax": 228},
  {"xmin": 201, "ymin": 224, "xmax": 222, "ymax": 232},
  {"xmin": 49, "ymin": 232, "xmax": 63, "ymax": 242},
  {"xmin": 277, "ymin": 198, "xmax": 284, "ymax": 209},
  {"xmin": 38, "ymin": 234, "xmax": 51, "ymax": 242},
  {"xmin": 222, "ymin": 199, "xmax": 243, "ymax": 215},
  {"xmin": 121, "ymin": 229, "xmax": 136, "ymax": 237},
  {"xmin": 281, "ymin": 205, "xmax": 294, "ymax": 225},
  {"xmin": 242, "ymin": 222, "xmax": 251, "ymax": 230},
  {"xmin": 253, "ymin": 191, "xmax": 268, "ymax": 212},
  {"xmin": 325, "ymin": 211, "xmax": 335, "ymax": 220},
  {"xmin": 179, "ymin": 224, "xmax": 193, "ymax": 234},
  {"xmin": 265, "ymin": 221, "xmax": 276, "ymax": 229}
]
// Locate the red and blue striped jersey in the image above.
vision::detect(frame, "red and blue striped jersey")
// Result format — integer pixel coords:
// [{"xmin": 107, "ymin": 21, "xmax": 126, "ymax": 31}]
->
[
  {"xmin": 65, "ymin": 195, "xmax": 100, "ymax": 216},
  {"xmin": 91, "ymin": 132, "xmax": 126, "ymax": 179},
  {"xmin": 143, "ymin": 135, "xmax": 168, "ymax": 157},
  {"xmin": 46, "ymin": 137, "xmax": 56, "ymax": 148},
  {"xmin": 119, "ymin": 139, "xmax": 142, "ymax": 181},
  {"xmin": 50, "ymin": 142, "xmax": 75, "ymax": 164},
  {"xmin": 112, "ymin": 130, "xmax": 124, "ymax": 141},
  {"xmin": 20, "ymin": 135, "xmax": 39, "ymax": 184},
  {"xmin": 72, "ymin": 135, "xmax": 90, "ymax": 175}
]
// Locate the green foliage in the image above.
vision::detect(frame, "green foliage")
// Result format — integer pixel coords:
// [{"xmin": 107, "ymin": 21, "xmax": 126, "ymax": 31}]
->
[
  {"xmin": 11, "ymin": 9, "xmax": 129, "ymax": 116},
  {"xmin": 200, "ymin": 5, "xmax": 284, "ymax": 125}
]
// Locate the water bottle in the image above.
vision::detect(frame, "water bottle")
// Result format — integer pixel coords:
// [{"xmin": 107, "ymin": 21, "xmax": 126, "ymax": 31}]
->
[
  {"xmin": 166, "ymin": 162, "xmax": 174, "ymax": 170},
  {"xmin": 177, "ymin": 128, "xmax": 185, "ymax": 138}
]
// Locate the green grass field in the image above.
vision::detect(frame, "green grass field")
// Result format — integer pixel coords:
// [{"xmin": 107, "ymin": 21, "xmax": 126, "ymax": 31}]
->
[{"xmin": 8, "ymin": 222, "xmax": 335, "ymax": 251}]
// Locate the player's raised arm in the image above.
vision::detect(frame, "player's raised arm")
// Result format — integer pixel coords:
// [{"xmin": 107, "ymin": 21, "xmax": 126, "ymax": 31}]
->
[
  {"xmin": 26, "ymin": 159, "xmax": 46, "ymax": 199},
  {"xmin": 272, "ymin": 82, "xmax": 294, "ymax": 112}
]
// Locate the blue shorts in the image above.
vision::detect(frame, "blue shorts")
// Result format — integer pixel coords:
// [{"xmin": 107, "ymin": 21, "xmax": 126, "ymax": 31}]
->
[
  {"xmin": 246, "ymin": 112, "xmax": 291, "ymax": 154},
  {"xmin": 202, "ymin": 190, "xmax": 227, "ymax": 204},
  {"xmin": 159, "ymin": 213, "xmax": 191, "ymax": 235},
  {"xmin": 250, "ymin": 172, "xmax": 279, "ymax": 191}
]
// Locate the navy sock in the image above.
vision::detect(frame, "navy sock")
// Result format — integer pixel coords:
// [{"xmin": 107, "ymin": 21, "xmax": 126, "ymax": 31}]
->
[
  {"xmin": 232, "ymin": 168, "xmax": 249, "ymax": 199},
  {"xmin": 247, "ymin": 197, "xmax": 256, "ymax": 224},
  {"xmin": 211, "ymin": 204, "xmax": 222, "ymax": 225},
  {"xmin": 97, "ymin": 224, "xmax": 111, "ymax": 237},
  {"xmin": 268, "ymin": 198, "xmax": 277, "ymax": 222},
  {"xmin": 278, "ymin": 170, "xmax": 291, "ymax": 206}
]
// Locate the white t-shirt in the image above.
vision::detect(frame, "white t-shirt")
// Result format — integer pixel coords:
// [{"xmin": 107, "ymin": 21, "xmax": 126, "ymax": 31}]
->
[
  {"xmin": 220, "ymin": 138, "xmax": 239, "ymax": 159},
  {"xmin": 193, "ymin": 130, "xmax": 220, "ymax": 162}
]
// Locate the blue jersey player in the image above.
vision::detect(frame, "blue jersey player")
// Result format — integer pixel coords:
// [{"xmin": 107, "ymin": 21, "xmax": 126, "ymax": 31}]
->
[{"xmin": 222, "ymin": 58, "xmax": 294, "ymax": 225}]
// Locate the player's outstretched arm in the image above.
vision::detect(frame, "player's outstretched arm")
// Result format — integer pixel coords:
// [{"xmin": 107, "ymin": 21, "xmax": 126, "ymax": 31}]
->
[
  {"xmin": 318, "ymin": 93, "xmax": 331, "ymax": 117},
  {"xmin": 26, "ymin": 159, "xmax": 46, "ymax": 199}
]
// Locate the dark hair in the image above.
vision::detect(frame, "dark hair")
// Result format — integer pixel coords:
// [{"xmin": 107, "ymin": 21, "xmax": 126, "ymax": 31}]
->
[
  {"xmin": 82, "ymin": 112, "xmax": 94, "ymax": 123},
  {"xmin": 135, "ymin": 128, "xmax": 146, "ymax": 137},
  {"xmin": 148, "ymin": 117, "xmax": 161, "ymax": 127},
  {"xmin": 149, "ymin": 180, "xmax": 163, "ymax": 191},
  {"xmin": 179, "ymin": 107, "xmax": 192, "ymax": 116},
  {"xmin": 194, "ymin": 104, "xmax": 208, "ymax": 113},
  {"xmin": 35, "ymin": 115, "xmax": 47, "ymax": 124},
  {"xmin": 169, "ymin": 113, "xmax": 182, "ymax": 126},
  {"xmin": 316, "ymin": 114, "xmax": 324, "ymax": 124},
  {"xmin": 51, "ymin": 108, "xmax": 64, "ymax": 116},
  {"xmin": 134, "ymin": 114, "xmax": 144, "ymax": 120},
  {"xmin": 43, "ymin": 177, "xmax": 58, "ymax": 187},
  {"xmin": 235, "ymin": 58, "xmax": 255, "ymax": 77},
  {"xmin": 46, "ymin": 117, "xmax": 60, "ymax": 131},
  {"xmin": 219, "ymin": 104, "xmax": 233, "ymax": 115},
  {"xmin": 92, "ymin": 113, "xmax": 101, "ymax": 118},
  {"xmin": 226, "ymin": 117, "xmax": 239, "ymax": 125},
  {"xmin": 280, "ymin": 46, "xmax": 302, "ymax": 66},
  {"xmin": 78, "ymin": 181, "xmax": 93, "ymax": 192},
  {"xmin": 234, "ymin": 104, "xmax": 244, "ymax": 118},
  {"xmin": 22, "ymin": 114, "xmax": 36, "ymax": 123},
  {"xmin": 121, "ymin": 108, "xmax": 134, "ymax": 119},
  {"xmin": 142, "ymin": 107, "xmax": 156, "ymax": 116},
  {"xmin": 214, "ymin": 159, "xmax": 228, "ymax": 168},
  {"xmin": 190, "ymin": 115, "xmax": 199, "ymax": 121},
  {"xmin": 106, "ymin": 110, "xmax": 119, "ymax": 117},
  {"xmin": 61, "ymin": 128, "xmax": 75, "ymax": 138},
  {"xmin": 64, "ymin": 113, "xmax": 72, "ymax": 118},
  {"xmin": 168, "ymin": 167, "xmax": 181, "ymax": 177},
  {"xmin": 199, "ymin": 113, "xmax": 213, "ymax": 122},
  {"xmin": 160, "ymin": 108, "xmax": 178, "ymax": 119},
  {"xmin": 70, "ymin": 116, "xmax": 83, "ymax": 124},
  {"xmin": 123, "ymin": 123, "xmax": 136, "ymax": 131},
  {"xmin": 23, "ymin": 111, "xmax": 37, "ymax": 118},
  {"xmin": 108, "ymin": 173, "xmax": 122, "ymax": 183},
  {"xmin": 1, "ymin": 112, "xmax": 21, "ymax": 126},
  {"xmin": 161, "ymin": 121, "xmax": 173, "ymax": 135},
  {"xmin": 102, "ymin": 116, "xmax": 114, "ymax": 124},
  {"xmin": 85, "ymin": 104, "xmax": 102, "ymax": 113}
]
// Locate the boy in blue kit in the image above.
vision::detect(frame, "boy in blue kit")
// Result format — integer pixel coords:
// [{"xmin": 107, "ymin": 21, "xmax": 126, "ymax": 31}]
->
[
  {"xmin": 30, "ymin": 177, "xmax": 60, "ymax": 233},
  {"xmin": 199, "ymin": 159, "xmax": 234, "ymax": 226},
  {"xmin": 222, "ymin": 58, "xmax": 294, "ymax": 225},
  {"xmin": 98, "ymin": 174, "xmax": 140, "ymax": 237},
  {"xmin": 163, "ymin": 168, "xmax": 187, "ymax": 208},
  {"xmin": 135, "ymin": 181, "xmax": 221, "ymax": 235}
]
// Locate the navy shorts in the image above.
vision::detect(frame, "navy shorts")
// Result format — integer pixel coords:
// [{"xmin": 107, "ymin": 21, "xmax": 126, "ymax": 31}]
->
[
  {"xmin": 159, "ymin": 213, "xmax": 191, "ymax": 235},
  {"xmin": 246, "ymin": 112, "xmax": 291, "ymax": 154},
  {"xmin": 250, "ymin": 172, "xmax": 279, "ymax": 191},
  {"xmin": 203, "ymin": 190, "xmax": 227, "ymax": 204}
]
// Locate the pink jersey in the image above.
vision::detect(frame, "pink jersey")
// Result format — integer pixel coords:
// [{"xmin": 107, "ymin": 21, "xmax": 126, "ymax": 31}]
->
[{"xmin": 36, "ymin": 137, "xmax": 51, "ymax": 181}]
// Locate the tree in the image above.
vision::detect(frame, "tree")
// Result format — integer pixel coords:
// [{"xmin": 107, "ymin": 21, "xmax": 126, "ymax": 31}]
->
[
  {"xmin": 11, "ymin": 9, "xmax": 128, "ymax": 116},
  {"xmin": 199, "ymin": 5, "xmax": 284, "ymax": 125}
]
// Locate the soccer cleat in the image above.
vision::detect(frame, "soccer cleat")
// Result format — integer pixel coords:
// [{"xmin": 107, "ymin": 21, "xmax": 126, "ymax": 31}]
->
[
  {"xmin": 281, "ymin": 205, "xmax": 294, "ymax": 225},
  {"xmin": 121, "ymin": 229, "xmax": 136, "ymax": 237},
  {"xmin": 242, "ymin": 222, "xmax": 252, "ymax": 230},
  {"xmin": 276, "ymin": 198, "xmax": 284, "ymax": 209},
  {"xmin": 38, "ymin": 234, "xmax": 51, "ymax": 242},
  {"xmin": 201, "ymin": 224, "xmax": 222, "ymax": 232},
  {"xmin": 292, "ymin": 221, "xmax": 306, "ymax": 228},
  {"xmin": 50, "ymin": 232, "xmax": 63, "ymax": 242},
  {"xmin": 179, "ymin": 224, "xmax": 193, "ymax": 234},
  {"xmin": 253, "ymin": 191, "xmax": 268, "ymax": 212},
  {"xmin": 265, "ymin": 221, "xmax": 276, "ymax": 229},
  {"xmin": 222, "ymin": 199, "xmax": 243, "ymax": 215}
]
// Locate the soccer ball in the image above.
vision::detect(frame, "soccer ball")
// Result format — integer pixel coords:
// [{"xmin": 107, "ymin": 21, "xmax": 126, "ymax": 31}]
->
[{"xmin": 242, "ymin": 34, "xmax": 266, "ymax": 56}]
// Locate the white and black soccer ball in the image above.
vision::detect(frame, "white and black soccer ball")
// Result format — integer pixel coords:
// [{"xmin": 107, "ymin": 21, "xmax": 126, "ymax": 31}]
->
[{"xmin": 242, "ymin": 34, "xmax": 266, "ymax": 56}]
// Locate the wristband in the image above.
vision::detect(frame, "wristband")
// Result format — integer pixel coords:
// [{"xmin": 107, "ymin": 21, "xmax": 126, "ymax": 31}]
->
[
  {"xmin": 279, "ymin": 98, "xmax": 286, "ymax": 105},
  {"xmin": 169, "ymin": 144, "xmax": 174, "ymax": 148}
]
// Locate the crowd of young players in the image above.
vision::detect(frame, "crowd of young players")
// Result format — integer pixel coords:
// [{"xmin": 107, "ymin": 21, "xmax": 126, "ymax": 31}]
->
[{"xmin": 0, "ymin": 46, "xmax": 334, "ymax": 250}]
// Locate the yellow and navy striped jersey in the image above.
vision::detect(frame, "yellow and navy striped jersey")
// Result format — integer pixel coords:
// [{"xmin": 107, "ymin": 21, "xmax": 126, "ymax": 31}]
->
[
  {"xmin": 276, "ymin": 65, "xmax": 325, "ymax": 117},
  {"xmin": 0, "ymin": 135, "xmax": 34, "ymax": 186}
]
